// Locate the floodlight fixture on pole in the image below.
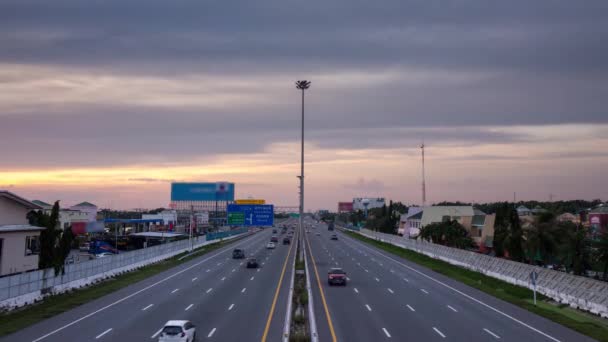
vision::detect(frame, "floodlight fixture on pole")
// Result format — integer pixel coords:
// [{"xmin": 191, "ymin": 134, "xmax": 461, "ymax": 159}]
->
[{"xmin": 295, "ymin": 80, "xmax": 311, "ymax": 233}]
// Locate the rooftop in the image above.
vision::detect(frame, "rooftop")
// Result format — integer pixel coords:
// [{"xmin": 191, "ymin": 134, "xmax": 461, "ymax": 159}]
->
[
  {"xmin": 72, "ymin": 201, "xmax": 97, "ymax": 208},
  {"xmin": 0, "ymin": 224, "xmax": 45, "ymax": 233},
  {"xmin": 0, "ymin": 191, "xmax": 42, "ymax": 210}
]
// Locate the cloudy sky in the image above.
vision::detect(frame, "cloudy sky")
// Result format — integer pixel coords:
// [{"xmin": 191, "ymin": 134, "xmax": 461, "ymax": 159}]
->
[{"xmin": 1, "ymin": 0, "xmax": 607, "ymax": 210}]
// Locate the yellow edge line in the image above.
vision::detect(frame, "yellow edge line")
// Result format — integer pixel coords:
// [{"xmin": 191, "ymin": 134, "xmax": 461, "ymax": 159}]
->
[
  {"xmin": 305, "ymin": 232, "xmax": 338, "ymax": 342},
  {"xmin": 261, "ymin": 229, "xmax": 296, "ymax": 342}
]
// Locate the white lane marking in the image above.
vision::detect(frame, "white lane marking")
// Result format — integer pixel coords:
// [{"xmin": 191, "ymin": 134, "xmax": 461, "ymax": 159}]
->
[
  {"xmin": 29, "ymin": 232, "xmax": 265, "ymax": 342},
  {"xmin": 433, "ymin": 327, "xmax": 446, "ymax": 338},
  {"xmin": 192, "ymin": 277, "xmax": 198, "ymax": 282},
  {"xmin": 257, "ymin": 268, "xmax": 261, "ymax": 272},
  {"xmin": 95, "ymin": 328, "xmax": 112, "ymax": 339},
  {"xmin": 382, "ymin": 328, "xmax": 392, "ymax": 338},
  {"xmin": 420, "ymin": 289, "xmax": 429, "ymax": 294},
  {"xmin": 207, "ymin": 328, "xmax": 217, "ymax": 338},
  {"xmin": 232, "ymin": 268, "xmax": 236, "ymax": 272},
  {"xmin": 346, "ymin": 277, "xmax": 351, "ymax": 281},
  {"xmin": 354, "ymin": 288, "xmax": 359, "ymax": 294},
  {"xmin": 388, "ymin": 288, "xmax": 394, "ymax": 294},
  {"xmin": 250, "ymin": 276, "xmax": 255, "ymax": 280},
  {"xmin": 221, "ymin": 277, "xmax": 226, "ymax": 281},
  {"xmin": 484, "ymin": 328, "xmax": 501, "ymax": 339},
  {"xmin": 151, "ymin": 328, "xmax": 163, "ymax": 338},
  {"xmin": 403, "ymin": 278, "xmax": 409, "ymax": 282},
  {"xmin": 240, "ymin": 262, "xmax": 244, "ymax": 265},
  {"xmin": 185, "ymin": 304, "xmax": 193, "ymax": 311},
  {"xmin": 365, "ymin": 304, "xmax": 372, "ymax": 311},
  {"xmin": 171, "ymin": 288, "xmax": 179, "ymax": 294},
  {"xmin": 365, "ymin": 269, "xmax": 369, "ymax": 272},
  {"xmin": 142, "ymin": 304, "xmax": 153, "ymax": 311},
  {"xmin": 335, "ymin": 262, "xmax": 338, "ymax": 265},
  {"xmin": 228, "ymin": 304, "xmax": 235, "ymax": 311},
  {"xmin": 343, "ymin": 235, "xmax": 562, "ymax": 342},
  {"xmin": 379, "ymin": 263, "xmax": 383, "ymax": 266},
  {"xmin": 352, "ymin": 258, "xmax": 355, "ymax": 261},
  {"xmin": 206, "ymin": 269, "xmax": 211, "ymax": 272},
  {"xmin": 447, "ymin": 305, "xmax": 458, "ymax": 312},
  {"xmin": 217, "ymin": 262, "xmax": 222, "ymax": 266},
  {"xmin": 206, "ymin": 288, "xmax": 213, "ymax": 293},
  {"xmin": 406, "ymin": 304, "xmax": 415, "ymax": 312},
  {"xmin": 241, "ymin": 287, "xmax": 247, "ymax": 293},
  {"xmin": 357, "ymin": 262, "xmax": 361, "ymax": 266},
  {"xmin": 375, "ymin": 277, "xmax": 380, "ymax": 282}
]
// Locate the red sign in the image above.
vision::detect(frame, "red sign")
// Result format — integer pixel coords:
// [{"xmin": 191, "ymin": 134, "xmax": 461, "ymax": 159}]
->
[{"xmin": 338, "ymin": 202, "xmax": 353, "ymax": 212}]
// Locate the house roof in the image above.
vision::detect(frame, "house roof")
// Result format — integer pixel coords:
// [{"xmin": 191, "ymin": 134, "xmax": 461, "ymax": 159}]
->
[
  {"xmin": 72, "ymin": 201, "xmax": 97, "ymax": 208},
  {"xmin": 32, "ymin": 200, "xmax": 52, "ymax": 208},
  {"xmin": 0, "ymin": 191, "xmax": 42, "ymax": 210},
  {"xmin": 0, "ymin": 224, "xmax": 45, "ymax": 233},
  {"xmin": 422, "ymin": 206, "xmax": 475, "ymax": 226},
  {"xmin": 409, "ymin": 211, "xmax": 423, "ymax": 220},
  {"xmin": 473, "ymin": 208, "xmax": 486, "ymax": 215}
]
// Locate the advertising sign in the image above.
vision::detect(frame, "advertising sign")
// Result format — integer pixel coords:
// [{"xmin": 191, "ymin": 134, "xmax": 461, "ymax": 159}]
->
[
  {"xmin": 227, "ymin": 204, "xmax": 274, "ymax": 226},
  {"xmin": 171, "ymin": 182, "xmax": 235, "ymax": 201},
  {"xmin": 235, "ymin": 199, "xmax": 266, "ymax": 205},
  {"xmin": 338, "ymin": 202, "xmax": 354, "ymax": 212}
]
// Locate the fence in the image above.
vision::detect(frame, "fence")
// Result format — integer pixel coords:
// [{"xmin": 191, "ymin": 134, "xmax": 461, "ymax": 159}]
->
[
  {"xmin": 0, "ymin": 229, "xmax": 251, "ymax": 311},
  {"xmin": 348, "ymin": 228, "xmax": 608, "ymax": 318}
]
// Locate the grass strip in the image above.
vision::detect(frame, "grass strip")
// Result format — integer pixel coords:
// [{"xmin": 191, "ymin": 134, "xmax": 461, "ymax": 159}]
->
[
  {"xmin": 0, "ymin": 235, "xmax": 246, "ymax": 337},
  {"xmin": 344, "ymin": 230, "xmax": 608, "ymax": 342}
]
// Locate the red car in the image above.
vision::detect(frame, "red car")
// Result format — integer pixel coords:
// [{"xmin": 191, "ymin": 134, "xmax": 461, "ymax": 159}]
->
[{"xmin": 328, "ymin": 268, "xmax": 347, "ymax": 286}]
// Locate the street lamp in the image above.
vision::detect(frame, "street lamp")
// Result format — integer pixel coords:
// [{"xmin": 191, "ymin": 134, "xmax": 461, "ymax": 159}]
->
[{"xmin": 295, "ymin": 80, "xmax": 311, "ymax": 234}]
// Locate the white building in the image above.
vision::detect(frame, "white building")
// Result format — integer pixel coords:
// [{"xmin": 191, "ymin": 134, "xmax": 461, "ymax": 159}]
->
[
  {"xmin": 32, "ymin": 200, "xmax": 89, "ymax": 229},
  {"xmin": 0, "ymin": 191, "xmax": 45, "ymax": 276},
  {"xmin": 399, "ymin": 207, "xmax": 424, "ymax": 237},
  {"xmin": 353, "ymin": 198, "xmax": 385, "ymax": 211},
  {"xmin": 69, "ymin": 201, "xmax": 98, "ymax": 222},
  {"xmin": 142, "ymin": 210, "xmax": 178, "ymax": 225}
]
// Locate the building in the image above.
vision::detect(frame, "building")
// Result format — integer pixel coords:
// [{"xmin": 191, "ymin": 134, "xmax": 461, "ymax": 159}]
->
[
  {"xmin": 407, "ymin": 206, "xmax": 496, "ymax": 252},
  {"xmin": 0, "ymin": 191, "xmax": 45, "ymax": 276},
  {"xmin": 589, "ymin": 205, "xmax": 608, "ymax": 237},
  {"xmin": 33, "ymin": 199, "xmax": 90, "ymax": 230},
  {"xmin": 338, "ymin": 202, "xmax": 353, "ymax": 213},
  {"xmin": 399, "ymin": 207, "xmax": 423, "ymax": 237},
  {"xmin": 142, "ymin": 210, "xmax": 178, "ymax": 226},
  {"xmin": 352, "ymin": 198, "xmax": 385, "ymax": 211},
  {"xmin": 517, "ymin": 205, "xmax": 531, "ymax": 216},
  {"xmin": 69, "ymin": 201, "xmax": 98, "ymax": 222},
  {"xmin": 557, "ymin": 212, "xmax": 579, "ymax": 224}
]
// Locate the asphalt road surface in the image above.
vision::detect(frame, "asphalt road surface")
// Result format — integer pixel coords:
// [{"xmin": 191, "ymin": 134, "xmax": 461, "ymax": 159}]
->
[
  {"xmin": 2, "ymin": 222, "xmax": 298, "ymax": 342},
  {"xmin": 305, "ymin": 221, "xmax": 595, "ymax": 342}
]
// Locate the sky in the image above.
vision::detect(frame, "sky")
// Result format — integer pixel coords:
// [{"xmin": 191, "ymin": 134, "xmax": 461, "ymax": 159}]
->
[{"xmin": 1, "ymin": 0, "xmax": 607, "ymax": 210}]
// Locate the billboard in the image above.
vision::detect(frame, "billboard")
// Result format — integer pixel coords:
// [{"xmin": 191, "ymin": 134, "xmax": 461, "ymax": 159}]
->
[
  {"xmin": 235, "ymin": 199, "xmax": 266, "ymax": 205},
  {"xmin": 338, "ymin": 202, "xmax": 354, "ymax": 212},
  {"xmin": 227, "ymin": 204, "xmax": 274, "ymax": 226},
  {"xmin": 171, "ymin": 182, "xmax": 235, "ymax": 201}
]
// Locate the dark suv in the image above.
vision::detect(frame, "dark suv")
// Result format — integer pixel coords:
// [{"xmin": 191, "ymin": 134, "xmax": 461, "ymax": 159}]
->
[
  {"xmin": 283, "ymin": 237, "xmax": 291, "ymax": 245},
  {"xmin": 232, "ymin": 248, "xmax": 245, "ymax": 259},
  {"xmin": 246, "ymin": 258, "xmax": 259, "ymax": 268},
  {"xmin": 328, "ymin": 268, "xmax": 347, "ymax": 286},
  {"xmin": 330, "ymin": 234, "xmax": 338, "ymax": 240}
]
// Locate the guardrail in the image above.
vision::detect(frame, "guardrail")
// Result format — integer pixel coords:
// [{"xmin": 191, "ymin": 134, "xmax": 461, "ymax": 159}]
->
[
  {"xmin": 0, "ymin": 230, "xmax": 251, "ymax": 311},
  {"xmin": 345, "ymin": 227, "xmax": 608, "ymax": 318}
]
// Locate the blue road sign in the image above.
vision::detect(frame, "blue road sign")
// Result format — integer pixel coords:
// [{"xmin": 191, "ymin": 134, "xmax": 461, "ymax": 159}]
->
[{"xmin": 227, "ymin": 204, "xmax": 274, "ymax": 226}]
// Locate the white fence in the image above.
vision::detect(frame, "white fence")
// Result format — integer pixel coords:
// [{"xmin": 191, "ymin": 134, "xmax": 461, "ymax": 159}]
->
[
  {"xmin": 0, "ymin": 231, "xmax": 250, "ymax": 311},
  {"xmin": 350, "ymin": 228, "xmax": 608, "ymax": 318}
]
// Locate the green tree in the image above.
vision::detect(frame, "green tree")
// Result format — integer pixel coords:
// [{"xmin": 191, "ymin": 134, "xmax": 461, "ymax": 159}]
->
[
  {"xmin": 492, "ymin": 202, "xmax": 512, "ymax": 257},
  {"xmin": 38, "ymin": 201, "xmax": 60, "ymax": 269},
  {"xmin": 560, "ymin": 223, "xmax": 591, "ymax": 276},
  {"xmin": 524, "ymin": 212, "xmax": 560, "ymax": 265},
  {"xmin": 505, "ymin": 208, "xmax": 525, "ymax": 262},
  {"xmin": 419, "ymin": 220, "xmax": 474, "ymax": 249},
  {"xmin": 54, "ymin": 227, "xmax": 74, "ymax": 275}
]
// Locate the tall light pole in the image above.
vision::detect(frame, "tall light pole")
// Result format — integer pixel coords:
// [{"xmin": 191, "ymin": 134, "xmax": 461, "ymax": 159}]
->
[{"xmin": 296, "ymin": 80, "xmax": 311, "ymax": 234}]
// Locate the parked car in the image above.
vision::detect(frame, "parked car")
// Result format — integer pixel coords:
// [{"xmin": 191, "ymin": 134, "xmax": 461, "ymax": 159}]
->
[
  {"xmin": 79, "ymin": 242, "xmax": 90, "ymax": 252},
  {"xmin": 95, "ymin": 252, "xmax": 114, "ymax": 259},
  {"xmin": 246, "ymin": 258, "xmax": 259, "ymax": 268},
  {"xmin": 158, "ymin": 320, "xmax": 196, "ymax": 342},
  {"xmin": 232, "ymin": 248, "xmax": 245, "ymax": 259},
  {"xmin": 328, "ymin": 268, "xmax": 347, "ymax": 286},
  {"xmin": 266, "ymin": 242, "xmax": 276, "ymax": 249}
]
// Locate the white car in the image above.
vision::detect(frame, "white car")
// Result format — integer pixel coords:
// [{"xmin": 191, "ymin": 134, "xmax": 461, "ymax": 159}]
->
[
  {"xmin": 266, "ymin": 242, "xmax": 276, "ymax": 249},
  {"xmin": 158, "ymin": 320, "xmax": 196, "ymax": 342}
]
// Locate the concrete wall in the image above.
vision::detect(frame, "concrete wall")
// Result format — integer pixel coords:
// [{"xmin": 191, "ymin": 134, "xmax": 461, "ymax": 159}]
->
[
  {"xmin": 0, "ymin": 198, "xmax": 29, "ymax": 225},
  {"xmin": 0, "ymin": 231, "xmax": 40, "ymax": 276},
  {"xmin": 0, "ymin": 228, "xmax": 251, "ymax": 311},
  {"xmin": 352, "ymin": 228, "xmax": 608, "ymax": 318}
]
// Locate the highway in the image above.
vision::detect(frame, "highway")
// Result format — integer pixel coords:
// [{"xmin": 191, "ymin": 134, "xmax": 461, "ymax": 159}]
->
[
  {"xmin": 305, "ymin": 220, "xmax": 595, "ymax": 342},
  {"xmin": 2, "ymin": 222, "xmax": 298, "ymax": 342}
]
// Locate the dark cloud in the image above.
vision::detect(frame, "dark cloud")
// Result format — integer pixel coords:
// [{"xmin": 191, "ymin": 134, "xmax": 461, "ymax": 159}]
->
[{"xmin": 1, "ymin": 0, "xmax": 607, "ymax": 169}]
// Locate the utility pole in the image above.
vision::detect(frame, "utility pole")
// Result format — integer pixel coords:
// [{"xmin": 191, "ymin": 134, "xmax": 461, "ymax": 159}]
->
[
  {"xmin": 421, "ymin": 143, "xmax": 426, "ymax": 207},
  {"xmin": 296, "ymin": 80, "xmax": 311, "ymax": 235}
]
